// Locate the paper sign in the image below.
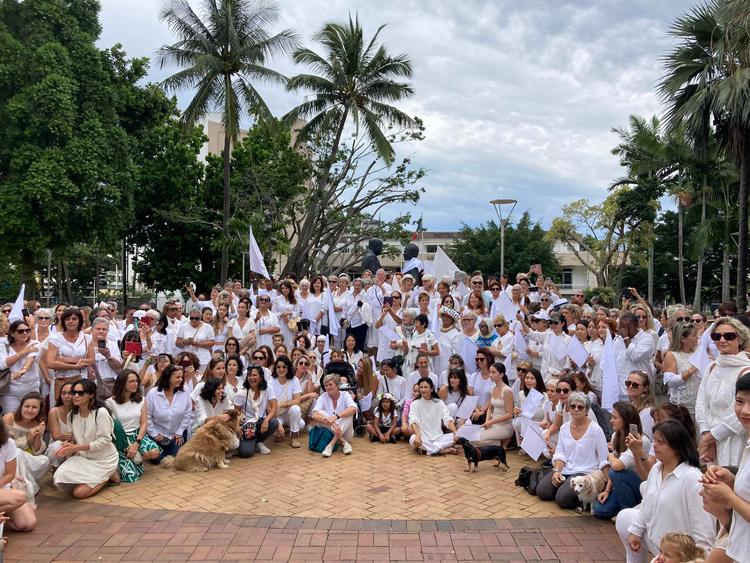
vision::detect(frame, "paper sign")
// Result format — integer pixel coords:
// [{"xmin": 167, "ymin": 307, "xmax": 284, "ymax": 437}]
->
[
  {"xmin": 380, "ymin": 325, "xmax": 401, "ymax": 344},
  {"xmin": 520, "ymin": 388, "xmax": 544, "ymax": 419},
  {"xmin": 454, "ymin": 394, "xmax": 478, "ymax": 420},
  {"xmin": 567, "ymin": 336, "xmax": 589, "ymax": 368},
  {"xmin": 550, "ymin": 333, "xmax": 568, "ymax": 362},
  {"xmin": 359, "ymin": 392, "xmax": 372, "ymax": 412},
  {"xmin": 519, "ymin": 420, "xmax": 547, "ymax": 461},
  {"xmin": 456, "ymin": 422, "xmax": 482, "ymax": 441},
  {"xmin": 512, "ymin": 321, "xmax": 528, "ymax": 360},
  {"xmin": 689, "ymin": 327, "xmax": 712, "ymax": 375}
]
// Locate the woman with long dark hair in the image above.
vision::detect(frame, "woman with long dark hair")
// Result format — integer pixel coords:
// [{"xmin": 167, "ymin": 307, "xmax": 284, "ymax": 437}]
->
[
  {"xmin": 53, "ymin": 379, "xmax": 119, "ymax": 499},
  {"xmin": 145, "ymin": 365, "xmax": 192, "ymax": 464}
]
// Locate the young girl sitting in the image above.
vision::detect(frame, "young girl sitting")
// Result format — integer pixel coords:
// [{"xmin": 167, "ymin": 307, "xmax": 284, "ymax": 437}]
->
[
  {"xmin": 367, "ymin": 393, "xmax": 400, "ymax": 443},
  {"xmin": 651, "ymin": 532, "xmax": 705, "ymax": 563}
]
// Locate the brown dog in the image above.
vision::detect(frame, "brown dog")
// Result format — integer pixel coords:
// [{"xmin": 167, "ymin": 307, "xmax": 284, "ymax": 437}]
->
[{"xmin": 162, "ymin": 409, "xmax": 242, "ymax": 472}]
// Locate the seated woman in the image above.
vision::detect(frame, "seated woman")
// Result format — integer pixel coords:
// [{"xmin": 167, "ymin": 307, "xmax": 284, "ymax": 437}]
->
[
  {"xmin": 615, "ymin": 420, "xmax": 714, "ymax": 563},
  {"xmin": 511, "ymin": 367, "xmax": 547, "ymax": 446},
  {"xmin": 536, "ymin": 392, "xmax": 609, "ymax": 509},
  {"xmin": 311, "ymin": 373, "xmax": 357, "ymax": 457},
  {"xmin": 233, "ymin": 365, "xmax": 279, "ymax": 457},
  {"xmin": 294, "ymin": 354, "xmax": 319, "ymax": 421},
  {"xmin": 45, "ymin": 380, "xmax": 76, "ymax": 468},
  {"xmin": 477, "ymin": 362, "xmax": 514, "ymax": 448},
  {"xmin": 593, "ymin": 401, "xmax": 649, "ymax": 520},
  {"xmin": 438, "ymin": 367, "xmax": 471, "ymax": 421},
  {"xmin": 0, "ymin": 423, "xmax": 36, "ymax": 532},
  {"xmin": 2, "ymin": 392, "xmax": 51, "ymax": 502},
  {"xmin": 408, "ymin": 377, "xmax": 457, "ymax": 455},
  {"xmin": 625, "ymin": 370, "xmax": 656, "ymax": 441},
  {"xmin": 175, "ymin": 352, "xmax": 199, "ymax": 394},
  {"xmin": 193, "ymin": 377, "xmax": 232, "ymax": 432},
  {"xmin": 355, "ymin": 355, "xmax": 379, "ymax": 420},
  {"xmin": 145, "ymin": 365, "xmax": 193, "ymax": 464},
  {"xmin": 53, "ymin": 379, "xmax": 119, "ymax": 499},
  {"xmin": 269, "ymin": 355, "xmax": 304, "ymax": 448},
  {"xmin": 106, "ymin": 371, "xmax": 161, "ymax": 482},
  {"xmin": 140, "ymin": 353, "xmax": 172, "ymax": 396},
  {"xmin": 223, "ymin": 354, "xmax": 244, "ymax": 403}
]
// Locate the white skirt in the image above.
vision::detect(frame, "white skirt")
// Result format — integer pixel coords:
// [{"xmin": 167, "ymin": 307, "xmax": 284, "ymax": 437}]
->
[{"xmin": 53, "ymin": 446, "xmax": 118, "ymax": 489}]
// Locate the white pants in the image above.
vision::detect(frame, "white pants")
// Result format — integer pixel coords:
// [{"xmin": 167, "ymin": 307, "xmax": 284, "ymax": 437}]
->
[
  {"xmin": 324, "ymin": 416, "xmax": 353, "ymax": 442},
  {"xmin": 615, "ymin": 507, "xmax": 658, "ymax": 563},
  {"xmin": 1, "ymin": 380, "xmax": 40, "ymax": 414},
  {"xmin": 409, "ymin": 433, "xmax": 455, "ymax": 455},
  {"xmin": 276, "ymin": 405, "xmax": 305, "ymax": 433}
]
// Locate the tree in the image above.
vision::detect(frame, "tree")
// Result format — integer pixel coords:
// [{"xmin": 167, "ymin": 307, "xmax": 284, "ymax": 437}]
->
[
  {"xmin": 281, "ymin": 16, "xmax": 421, "ymax": 275},
  {"xmin": 452, "ymin": 212, "xmax": 559, "ymax": 280},
  {"xmin": 157, "ymin": 0, "xmax": 297, "ymax": 283},
  {"xmin": 659, "ymin": 0, "xmax": 750, "ymax": 309}
]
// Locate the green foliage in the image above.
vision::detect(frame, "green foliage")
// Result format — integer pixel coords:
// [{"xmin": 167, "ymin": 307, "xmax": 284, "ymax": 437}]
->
[{"xmin": 451, "ymin": 212, "xmax": 559, "ymax": 279}]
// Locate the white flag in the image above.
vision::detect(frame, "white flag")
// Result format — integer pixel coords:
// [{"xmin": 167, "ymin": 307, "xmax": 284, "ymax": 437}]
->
[
  {"xmin": 494, "ymin": 291, "xmax": 517, "ymax": 323},
  {"xmin": 601, "ymin": 330, "xmax": 619, "ymax": 410},
  {"xmin": 433, "ymin": 246, "xmax": 461, "ymax": 283},
  {"xmin": 689, "ymin": 327, "xmax": 712, "ymax": 375},
  {"xmin": 8, "ymin": 284, "xmax": 25, "ymax": 322},
  {"xmin": 566, "ymin": 336, "xmax": 589, "ymax": 368},
  {"xmin": 549, "ymin": 333, "xmax": 568, "ymax": 362},
  {"xmin": 248, "ymin": 226, "xmax": 270, "ymax": 279},
  {"xmin": 512, "ymin": 321, "xmax": 529, "ymax": 360}
]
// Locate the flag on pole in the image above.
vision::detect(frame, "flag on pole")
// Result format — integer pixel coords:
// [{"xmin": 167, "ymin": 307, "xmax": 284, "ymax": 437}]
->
[
  {"xmin": 248, "ymin": 226, "xmax": 270, "ymax": 279},
  {"xmin": 8, "ymin": 284, "xmax": 25, "ymax": 322},
  {"xmin": 601, "ymin": 330, "xmax": 619, "ymax": 410}
]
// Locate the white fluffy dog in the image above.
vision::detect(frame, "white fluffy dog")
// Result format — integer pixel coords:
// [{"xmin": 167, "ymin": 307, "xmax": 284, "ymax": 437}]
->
[{"xmin": 569, "ymin": 470, "xmax": 607, "ymax": 513}]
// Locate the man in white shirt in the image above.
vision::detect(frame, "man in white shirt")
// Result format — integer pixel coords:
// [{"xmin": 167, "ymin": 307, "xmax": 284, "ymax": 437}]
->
[
  {"xmin": 254, "ymin": 294, "xmax": 280, "ymax": 349},
  {"xmin": 406, "ymin": 352, "xmax": 439, "ymax": 391},
  {"xmin": 366, "ymin": 269, "xmax": 392, "ymax": 356},
  {"xmin": 616, "ymin": 312, "xmax": 656, "ymax": 401},
  {"xmin": 90, "ymin": 318, "xmax": 123, "ymax": 403},
  {"xmin": 377, "ymin": 359, "xmax": 408, "ymax": 409},
  {"xmin": 175, "ymin": 310, "xmax": 215, "ymax": 370}
]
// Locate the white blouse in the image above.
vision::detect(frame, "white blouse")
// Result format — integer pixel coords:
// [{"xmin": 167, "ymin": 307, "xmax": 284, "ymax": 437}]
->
[
  {"xmin": 627, "ymin": 462, "xmax": 715, "ymax": 553},
  {"xmin": 193, "ymin": 395, "xmax": 232, "ymax": 430},
  {"xmin": 0, "ymin": 339, "xmax": 41, "ymax": 387},
  {"xmin": 552, "ymin": 420, "xmax": 609, "ymax": 475},
  {"xmin": 145, "ymin": 387, "xmax": 193, "ymax": 437},
  {"xmin": 408, "ymin": 398, "xmax": 452, "ymax": 442},
  {"xmin": 312, "ymin": 390, "xmax": 356, "ymax": 418},
  {"xmin": 105, "ymin": 398, "xmax": 143, "ymax": 434}
]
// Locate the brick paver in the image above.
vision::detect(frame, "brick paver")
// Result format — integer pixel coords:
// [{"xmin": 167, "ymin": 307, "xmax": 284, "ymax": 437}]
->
[{"xmin": 7, "ymin": 439, "xmax": 625, "ymax": 561}]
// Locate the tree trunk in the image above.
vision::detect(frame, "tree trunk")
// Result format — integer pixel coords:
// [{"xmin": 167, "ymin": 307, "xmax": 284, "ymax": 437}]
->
[
  {"xmin": 62, "ymin": 260, "xmax": 73, "ymax": 304},
  {"xmin": 220, "ymin": 126, "xmax": 231, "ymax": 284},
  {"xmin": 693, "ymin": 188, "xmax": 707, "ymax": 312},
  {"xmin": 57, "ymin": 258, "xmax": 64, "ymax": 303},
  {"xmin": 677, "ymin": 203, "xmax": 686, "ymax": 304},
  {"xmin": 122, "ymin": 237, "xmax": 128, "ymax": 307},
  {"xmin": 723, "ymin": 244, "xmax": 731, "ymax": 302},
  {"xmin": 738, "ymin": 130, "xmax": 750, "ymax": 311}
]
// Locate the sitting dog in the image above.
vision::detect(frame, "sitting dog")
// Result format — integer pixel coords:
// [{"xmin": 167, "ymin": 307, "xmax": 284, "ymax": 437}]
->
[
  {"xmin": 162, "ymin": 409, "xmax": 242, "ymax": 472},
  {"xmin": 455, "ymin": 437, "xmax": 508, "ymax": 472},
  {"xmin": 569, "ymin": 470, "xmax": 607, "ymax": 513}
]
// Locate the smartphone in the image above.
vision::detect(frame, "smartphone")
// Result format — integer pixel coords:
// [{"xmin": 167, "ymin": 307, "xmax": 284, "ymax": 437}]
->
[
  {"xmin": 296, "ymin": 321, "xmax": 302, "ymax": 332},
  {"xmin": 124, "ymin": 341, "xmax": 142, "ymax": 356},
  {"xmin": 21, "ymin": 307, "xmax": 30, "ymax": 318},
  {"xmin": 629, "ymin": 423, "xmax": 639, "ymax": 436},
  {"xmin": 97, "ymin": 340, "xmax": 107, "ymax": 349},
  {"xmin": 133, "ymin": 317, "xmax": 140, "ymax": 330},
  {"xmin": 622, "ymin": 288, "xmax": 634, "ymax": 300},
  {"xmin": 528, "ymin": 286, "xmax": 539, "ymax": 293},
  {"xmin": 383, "ymin": 296, "xmax": 394, "ymax": 307}
]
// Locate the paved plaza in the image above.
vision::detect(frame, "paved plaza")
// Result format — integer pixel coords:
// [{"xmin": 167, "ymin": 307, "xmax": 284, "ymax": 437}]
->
[{"xmin": 7, "ymin": 442, "xmax": 625, "ymax": 562}]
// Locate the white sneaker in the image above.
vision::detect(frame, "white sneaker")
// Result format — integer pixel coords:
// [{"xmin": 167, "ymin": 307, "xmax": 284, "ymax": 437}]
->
[
  {"xmin": 256, "ymin": 442, "xmax": 271, "ymax": 455},
  {"xmin": 322, "ymin": 444, "xmax": 333, "ymax": 457},
  {"xmin": 342, "ymin": 441, "xmax": 352, "ymax": 455}
]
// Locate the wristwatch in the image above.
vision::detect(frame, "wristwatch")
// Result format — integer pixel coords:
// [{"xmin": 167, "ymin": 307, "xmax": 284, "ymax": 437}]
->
[{"xmin": 334, "ymin": 414, "xmax": 339, "ymax": 420}]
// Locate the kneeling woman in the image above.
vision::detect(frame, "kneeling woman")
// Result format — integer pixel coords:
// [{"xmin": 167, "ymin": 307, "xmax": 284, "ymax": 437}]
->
[
  {"xmin": 145, "ymin": 365, "xmax": 193, "ymax": 464},
  {"xmin": 409, "ymin": 377, "xmax": 457, "ymax": 455},
  {"xmin": 106, "ymin": 371, "xmax": 161, "ymax": 482},
  {"xmin": 53, "ymin": 380, "xmax": 119, "ymax": 499},
  {"xmin": 536, "ymin": 392, "xmax": 609, "ymax": 509},
  {"xmin": 233, "ymin": 365, "xmax": 279, "ymax": 457}
]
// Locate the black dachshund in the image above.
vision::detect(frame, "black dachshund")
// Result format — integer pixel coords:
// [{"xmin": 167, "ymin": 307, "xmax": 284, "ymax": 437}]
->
[{"xmin": 455, "ymin": 437, "xmax": 509, "ymax": 473}]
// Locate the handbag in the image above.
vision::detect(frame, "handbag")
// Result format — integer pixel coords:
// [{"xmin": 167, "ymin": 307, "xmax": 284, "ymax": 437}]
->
[
  {"xmin": 0, "ymin": 344, "xmax": 11, "ymax": 395},
  {"xmin": 287, "ymin": 316, "xmax": 301, "ymax": 331},
  {"xmin": 240, "ymin": 419, "xmax": 256, "ymax": 440},
  {"xmin": 308, "ymin": 425, "xmax": 338, "ymax": 453}
]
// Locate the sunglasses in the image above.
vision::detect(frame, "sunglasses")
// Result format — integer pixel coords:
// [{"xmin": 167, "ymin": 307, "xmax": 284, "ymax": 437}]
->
[
  {"xmin": 490, "ymin": 287, "xmax": 500, "ymax": 291},
  {"xmin": 556, "ymin": 388, "xmax": 570, "ymax": 394},
  {"xmin": 691, "ymin": 317, "xmax": 704, "ymax": 323},
  {"xmin": 297, "ymin": 361, "xmax": 308, "ymax": 366},
  {"xmin": 636, "ymin": 315, "xmax": 647, "ymax": 320},
  {"xmin": 516, "ymin": 367, "xmax": 527, "ymax": 373},
  {"xmin": 494, "ymin": 323, "xmax": 505, "ymax": 328},
  {"xmin": 472, "ymin": 281, "xmax": 483, "ymax": 286},
  {"xmin": 673, "ymin": 316, "xmax": 688, "ymax": 323},
  {"xmin": 15, "ymin": 328, "xmax": 31, "ymax": 334},
  {"xmin": 252, "ymin": 355, "xmax": 265, "ymax": 361},
  {"xmin": 569, "ymin": 404, "xmax": 586, "ymax": 411},
  {"xmin": 550, "ymin": 321, "xmax": 561, "ymax": 325},
  {"xmin": 711, "ymin": 332, "xmax": 738, "ymax": 342},
  {"xmin": 189, "ymin": 316, "xmax": 200, "ymax": 321},
  {"xmin": 37, "ymin": 317, "xmax": 52, "ymax": 321},
  {"xmin": 1, "ymin": 309, "xmax": 11, "ymax": 315},
  {"xmin": 624, "ymin": 380, "xmax": 643, "ymax": 389},
  {"xmin": 475, "ymin": 357, "xmax": 486, "ymax": 362},
  {"xmin": 70, "ymin": 390, "xmax": 88, "ymax": 396},
  {"xmin": 541, "ymin": 298, "xmax": 550, "ymax": 302}
]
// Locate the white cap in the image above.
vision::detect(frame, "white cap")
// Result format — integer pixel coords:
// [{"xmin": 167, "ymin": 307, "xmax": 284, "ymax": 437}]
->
[{"xmin": 532, "ymin": 310, "xmax": 550, "ymax": 321}]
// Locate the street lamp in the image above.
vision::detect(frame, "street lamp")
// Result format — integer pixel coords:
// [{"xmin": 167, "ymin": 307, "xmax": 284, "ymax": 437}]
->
[{"xmin": 490, "ymin": 198, "xmax": 517, "ymax": 276}]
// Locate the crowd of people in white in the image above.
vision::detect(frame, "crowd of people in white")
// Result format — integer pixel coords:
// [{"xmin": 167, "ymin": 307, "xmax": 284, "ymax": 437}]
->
[{"xmin": 0, "ymin": 265, "xmax": 748, "ymax": 563}]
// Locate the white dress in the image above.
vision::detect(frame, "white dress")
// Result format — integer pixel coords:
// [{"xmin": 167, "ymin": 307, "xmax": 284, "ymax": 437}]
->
[
  {"xmin": 275, "ymin": 296, "xmax": 301, "ymax": 349},
  {"xmin": 666, "ymin": 350, "xmax": 702, "ymax": 415},
  {"xmin": 49, "ymin": 331, "xmax": 90, "ymax": 381},
  {"xmin": 53, "ymin": 408, "xmax": 119, "ymax": 489},
  {"xmin": 45, "ymin": 408, "xmax": 72, "ymax": 467}
]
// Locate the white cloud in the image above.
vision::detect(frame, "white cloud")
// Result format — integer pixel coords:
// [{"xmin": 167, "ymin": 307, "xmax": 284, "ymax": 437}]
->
[{"xmin": 98, "ymin": 0, "xmax": 693, "ymax": 230}]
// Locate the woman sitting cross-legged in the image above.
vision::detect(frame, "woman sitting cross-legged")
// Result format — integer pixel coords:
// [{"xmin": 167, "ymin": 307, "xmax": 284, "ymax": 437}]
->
[
  {"xmin": 145, "ymin": 364, "xmax": 193, "ymax": 464},
  {"xmin": 593, "ymin": 401, "xmax": 649, "ymax": 520},
  {"xmin": 45, "ymin": 380, "xmax": 76, "ymax": 468},
  {"xmin": 311, "ymin": 373, "xmax": 358, "ymax": 457},
  {"xmin": 0, "ymin": 423, "xmax": 36, "ymax": 532},
  {"xmin": 409, "ymin": 377, "xmax": 458, "ymax": 455},
  {"xmin": 105, "ymin": 370, "xmax": 161, "ymax": 482},
  {"xmin": 233, "ymin": 365, "xmax": 279, "ymax": 457},
  {"xmin": 536, "ymin": 391, "xmax": 609, "ymax": 509},
  {"xmin": 52, "ymin": 379, "xmax": 119, "ymax": 499}
]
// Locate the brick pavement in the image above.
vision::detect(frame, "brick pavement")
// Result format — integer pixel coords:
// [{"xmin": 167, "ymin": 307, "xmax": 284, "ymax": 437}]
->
[{"xmin": 7, "ymin": 439, "xmax": 626, "ymax": 561}]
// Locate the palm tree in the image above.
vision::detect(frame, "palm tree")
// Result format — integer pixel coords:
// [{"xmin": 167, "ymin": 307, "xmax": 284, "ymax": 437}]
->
[
  {"xmin": 659, "ymin": 0, "xmax": 750, "ymax": 310},
  {"xmin": 284, "ymin": 15, "xmax": 416, "ymax": 165},
  {"xmin": 158, "ymin": 0, "xmax": 297, "ymax": 282}
]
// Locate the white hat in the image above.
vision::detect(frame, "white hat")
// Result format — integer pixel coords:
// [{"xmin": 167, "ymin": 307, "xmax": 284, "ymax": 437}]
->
[
  {"xmin": 316, "ymin": 335, "xmax": 326, "ymax": 342},
  {"xmin": 401, "ymin": 274, "xmax": 415, "ymax": 281},
  {"xmin": 133, "ymin": 310, "xmax": 147, "ymax": 319},
  {"xmin": 552, "ymin": 298, "xmax": 569, "ymax": 309},
  {"xmin": 532, "ymin": 310, "xmax": 550, "ymax": 321}
]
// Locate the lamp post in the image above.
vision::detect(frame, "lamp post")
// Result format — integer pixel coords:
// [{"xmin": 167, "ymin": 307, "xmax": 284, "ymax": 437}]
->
[{"xmin": 489, "ymin": 198, "xmax": 517, "ymax": 276}]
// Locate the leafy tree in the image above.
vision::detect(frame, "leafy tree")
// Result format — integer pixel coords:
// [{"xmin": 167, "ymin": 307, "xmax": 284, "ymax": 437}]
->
[
  {"xmin": 282, "ymin": 16, "xmax": 421, "ymax": 275},
  {"xmin": 157, "ymin": 0, "xmax": 297, "ymax": 283},
  {"xmin": 451, "ymin": 212, "xmax": 559, "ymax": 279}
]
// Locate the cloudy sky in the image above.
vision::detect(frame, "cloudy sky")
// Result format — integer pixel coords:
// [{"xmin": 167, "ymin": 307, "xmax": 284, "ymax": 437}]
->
[{"xmin": 99, "ymin": 0, "xmax": 693, "ymax": 231}]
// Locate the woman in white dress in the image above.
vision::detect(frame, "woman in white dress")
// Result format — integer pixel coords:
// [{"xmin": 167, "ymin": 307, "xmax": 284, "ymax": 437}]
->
[
  {"xmin": 0, "ymin": 320, "xmax": 41, "ymax": 413},
  {"xmin": 585, "ymin": 320, "xmax": 605, "ymax": 399},
  {"xmin": 662, "ymin": 321, "xmax": 700, "ymax": 416},
  {"xmin": 696, "ymin": 317, "xmax": 750, "ymax": 467},
  {"xmin": 45, "ymin": 308, "xmax": 93, "ymax": 401},
  {"xmin": 53, "ymin": 379, "xmax": 119, "ymax": 499},
  {"xmin": 511, "ymin": 367, "xmax": 547, "ymax": 445},
  {"xmin": 408, "ymin": 376, "xmax": 457, "ymax": 455},
  {"xmin": 303, "ymin": 276, "xmax": 327, "ymax": 336},
  {"xmin": 212, "ymin": 304, "xmax": 230, "ymax": 353},
  {"xmin": 332, "ymin": 276, "xmax": 352, "ymax": 349},
  {"xmin": 45, "ymin": 380, "xmax": 75, "ymax": 467},
  {"xmin": 275, "ymin": 281, "xmax": 301, "ymax": 349},
  {"xmin": 269, "ymin": 355, "xmax": 304, "ymax": 448},
  {"xmin": 477, "ymin": 362, "xmax": 514, "ymax": 448},
  {"xmin": 2, "ymin": 392, "xmax": 50, "ymax": 502},
  {"xmin": 227, "ymin": 299, "xmax": 256, "ymax": 355}
]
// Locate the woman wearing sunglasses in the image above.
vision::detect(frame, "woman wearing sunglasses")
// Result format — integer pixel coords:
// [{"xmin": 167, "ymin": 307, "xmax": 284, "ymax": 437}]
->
[
  {"xmin": 0, "ymin": 321, "xmax": 42, "ymax": 413},
  {"xmin": 696, "ymin": 316, "xmax": 750, "ymax": 466},
  {"xmin": 624, "ymin": 371, "xmax": 656, "ymax": 441}
]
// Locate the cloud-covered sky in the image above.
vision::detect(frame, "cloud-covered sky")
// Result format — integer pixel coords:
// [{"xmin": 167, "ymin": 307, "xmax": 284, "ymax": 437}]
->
[{"xmin": 98, "ymin": 0, "xmax": 692, "ymax": 231}]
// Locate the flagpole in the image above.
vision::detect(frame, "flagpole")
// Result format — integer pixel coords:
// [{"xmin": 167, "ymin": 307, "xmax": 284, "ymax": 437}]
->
[{"xmin": 242, "ymin": 252, "xmax": 246, "ymax": 289}]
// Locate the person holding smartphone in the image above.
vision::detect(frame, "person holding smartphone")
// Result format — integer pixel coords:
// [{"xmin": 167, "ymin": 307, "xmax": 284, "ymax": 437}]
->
[
  {"xmin": 90, "ymin": 318, "xmax": 123, "ymax": 403},
  {"xmin": 175, "ymin": 309, "xmax": 215, "ymax": 372}
]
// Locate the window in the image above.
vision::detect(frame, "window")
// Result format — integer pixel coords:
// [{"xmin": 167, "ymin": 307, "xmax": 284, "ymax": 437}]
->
[
  {"xmin": 561, "ymin": 268, "xmax": 572, "ymax": 286},
  {"xmin": 425, "ymin": 245, "xmax": 437, "ymax": 253}
]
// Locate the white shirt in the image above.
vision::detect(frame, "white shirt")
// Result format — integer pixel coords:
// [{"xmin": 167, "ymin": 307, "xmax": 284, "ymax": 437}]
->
[
  {"xmin": 727, "ymin": 439, "xmax": 750, "ymax": 561},
  {"xmin": 623, "ymin": 329, "xmax": 656, "ymax": 377},
  {"xmin": 0, "ymin": 339, "xmax": 41, "ymax": 388},
  {"xmin": 312, "ymin": 390, "xmax": 356, "ymax": 418},
  {"xmin": 528, "ymin": 329, "xmax": 570, "ymax": 380},
  {"xmin": 49, "ymin": 331, "xmax": 90, "ymax": 378},
  {"xmin": 404, "ymin": 329, "xmax": 438, "ymax": 374},
  {"xmin": 616, "ymin": 434, "xmax": 651, "ymax": 470},
  {"xmin": 193, "ymin": 395, "xmax": 232, "ymax": 430},
  {"xmin": 552, "ymin": 420, "xmax": 609, "ymax": 475},
  {"xmin": 255, "ymin": 311, "xmax": 280, "ymax": 349},
  {"xmin": 469, "ymin": 372, "xmax": 495, "ymax": 409},
  {"xmin": 233, "ymin": 385, "xmax": 276, "ymax": 422},
  {"xmin": 94, "ymin": 340, "xmax": 123, "ymax": 381},
  {"xmin": 0, "ymin": 439, "xmax": 17, "ymax": 489},
  {"xmin": 627, "ymin": 462, "xmax": 715, "ymax": 553},
  {"xmin": 146, "ymin": 387, "xmax": 193, "ymax": 437},
  {"xmin": 269, "ymin": 377, "xmax": 302, "ymax": 414},
  {"xmin": 227, "ymin": 317, "xmax": 256, "ymax": 341},
  {"xmin": 435, "ymin": 326, "xmax": 462, "ymax": 377},
  {"xmin": 376, "ymin": 374, "xmax": 408, "ymax": 408},
  {"xmin": 406, "ymin": 370, "xmax": 439, "ymax": 392},
  {"xmin": 408, "ymin": 398, "xmax": 452, "ymax": 442},
  {"xmin": 176, "ymin": 322, "xmax": 214, "ymax": 365},
  {"xmin": 105, "ymin": 398, "xmax": 143, "ymax": 434}
]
